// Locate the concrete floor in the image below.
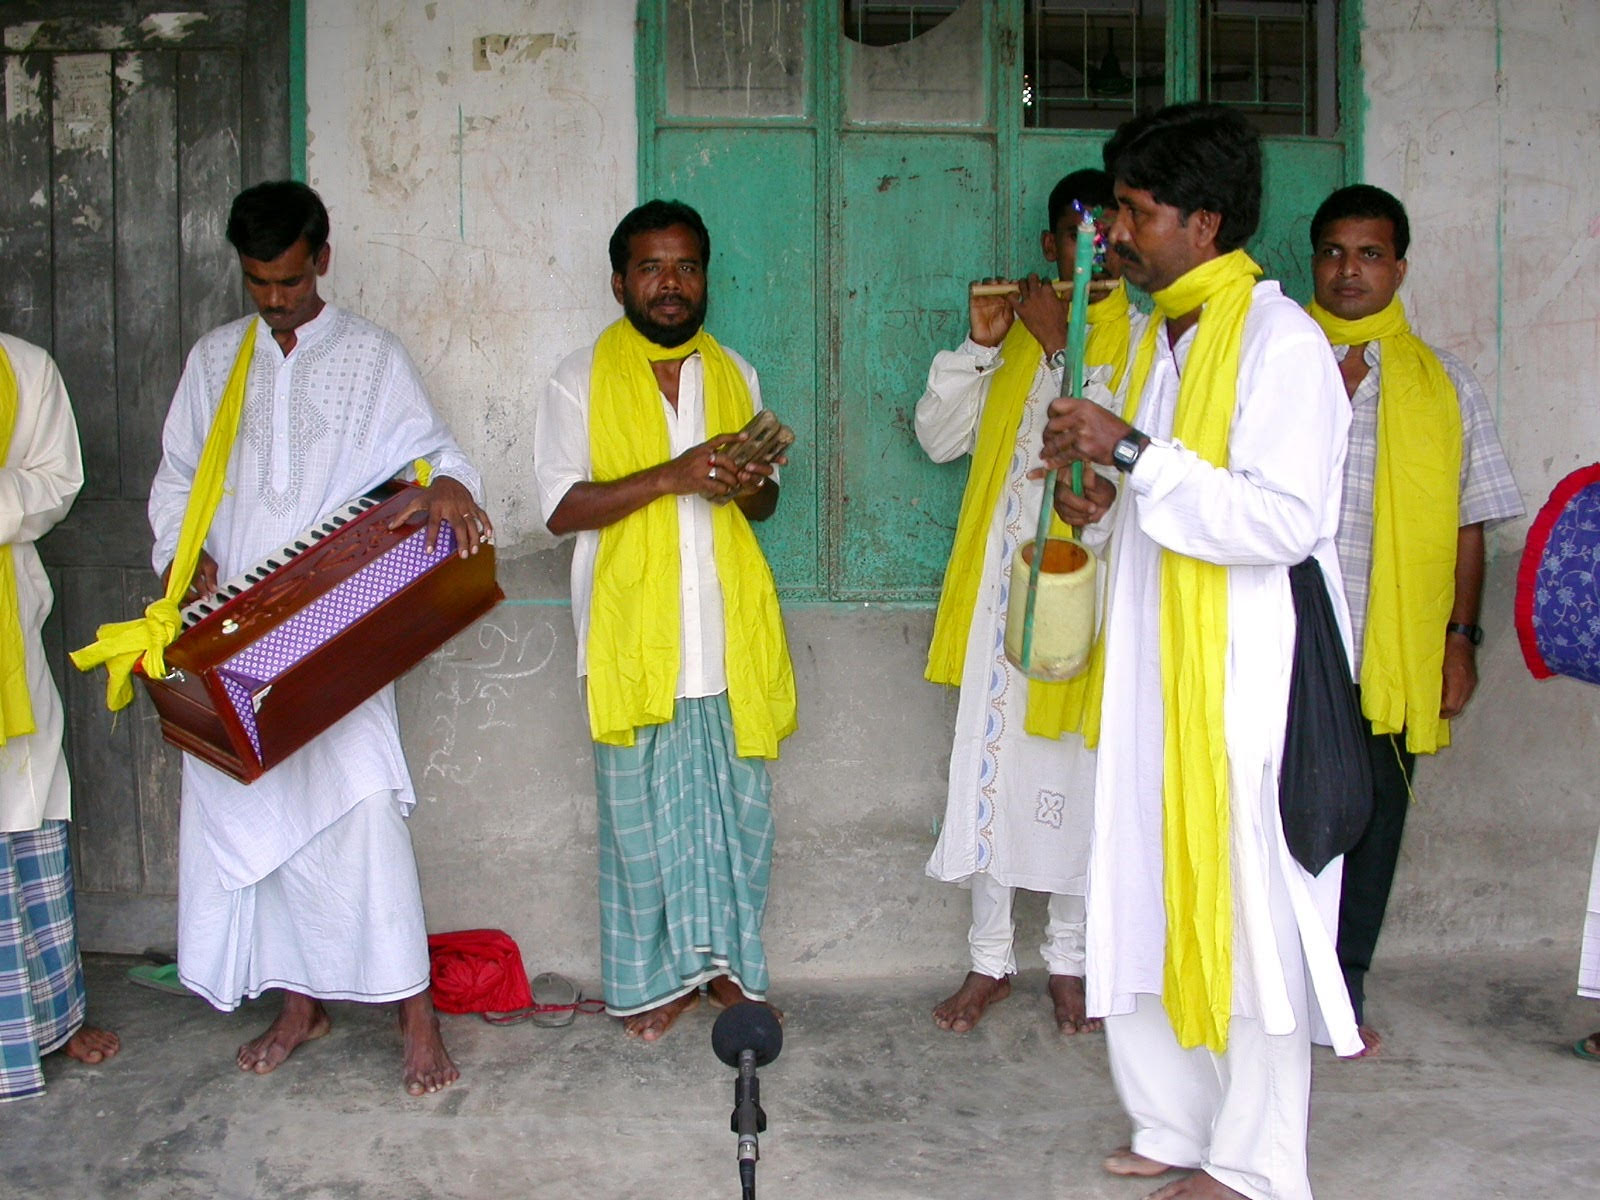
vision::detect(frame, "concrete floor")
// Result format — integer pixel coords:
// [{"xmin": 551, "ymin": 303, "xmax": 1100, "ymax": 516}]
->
[{"xmin": 7, "ymin": 948, "xmax": 1595, "ymax": 1200}]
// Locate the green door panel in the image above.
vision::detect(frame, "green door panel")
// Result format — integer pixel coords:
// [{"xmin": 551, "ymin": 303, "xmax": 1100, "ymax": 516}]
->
[
  {"xmin": 656, "ymin": 127, "xmax": 822, "ymax": 593},
  {"xmin": 1255, "ymin": 138, "xmax": 1349, "ymax": 303},
  {"xmin": 835, "ymin": 132, "xmax": 996, "ymax": 599}
]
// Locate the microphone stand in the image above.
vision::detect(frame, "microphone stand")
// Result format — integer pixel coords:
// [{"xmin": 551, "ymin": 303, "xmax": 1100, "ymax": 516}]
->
[{"xmin": 732, "ymin": 1046, "xmax": 767, "ymax": 1199}]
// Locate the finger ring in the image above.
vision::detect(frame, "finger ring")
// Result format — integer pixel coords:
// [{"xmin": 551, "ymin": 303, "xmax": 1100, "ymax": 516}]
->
[{"xmin": 709, "ymin": 466, "xmax": 717, "ymax": 481}]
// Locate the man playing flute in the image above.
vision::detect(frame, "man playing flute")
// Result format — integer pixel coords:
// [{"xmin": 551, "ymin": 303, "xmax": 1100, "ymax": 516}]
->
[
  {"xmin": 918, "ymin": 169, "xmax": 1139, "ymax": 1035},
  {"xmin": 535, "ymin": 200, "xmax": 794, "ymax": 1041},
  {"xmin": 1045, "ymin": 104, "xmax": 1358, "ymax": 1199}
]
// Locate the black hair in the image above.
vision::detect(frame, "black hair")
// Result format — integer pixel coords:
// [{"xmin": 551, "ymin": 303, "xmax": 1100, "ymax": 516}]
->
[
  {"xmin": 1102, "ymin": 102, "xmax": 1261, "ymax": 252},
  {"xmin": 226, "ymin": 180, "xmax": 330, "ymax": 261},
  {"xmin": 1047, "ymin": 169, "xmax": 1116, "ymax": 232},
  {"xmin": 608, "ymin": 199, "xmax": 711, "ymax": 275},
  {"xmin": 1309, "ymin": 184, "xmax": 1411, "ymax": 260}
]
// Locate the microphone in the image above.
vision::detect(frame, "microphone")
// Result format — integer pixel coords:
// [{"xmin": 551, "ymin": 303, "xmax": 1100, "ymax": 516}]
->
[{"xmin": 711, "ymin": 1002, "xmax": 783, "ymax": 1200}]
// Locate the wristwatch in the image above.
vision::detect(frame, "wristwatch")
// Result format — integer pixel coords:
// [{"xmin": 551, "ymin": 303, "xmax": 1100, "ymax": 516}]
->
[
  {"xmin": 1111, "ymin": 430, "xmax": 1147, "ymax": 473},
  {"xmin": 1446, "ymin": 621, "xmax": 1484, "ymax": 646}
]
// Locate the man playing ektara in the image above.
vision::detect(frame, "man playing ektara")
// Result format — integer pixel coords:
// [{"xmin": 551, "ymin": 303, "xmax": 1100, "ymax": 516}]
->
[
  {"xmin": 535, "ymin": 200, "xmax": 795, "ymax": 1041},
  {"xmin": 1045, "ymin": 104, "xmax": 1360, "ymax": 1200},
  {"xmin": 919, "ymin": 168, "xmax": 1138, "ymax": 1035}
]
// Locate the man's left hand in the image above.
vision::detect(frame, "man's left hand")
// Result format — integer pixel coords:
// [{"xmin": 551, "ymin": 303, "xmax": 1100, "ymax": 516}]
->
[
  {"xmin": 1042, "ymin": 395, "xmax": 1134, "ymax": 469},
  {"xmin": 389, "ymin": 474, "xmax": 494, "ymax": 558},
  {"xmin": 1440, "ymin": 634, "xmax": 1478, "ymax": 719}
]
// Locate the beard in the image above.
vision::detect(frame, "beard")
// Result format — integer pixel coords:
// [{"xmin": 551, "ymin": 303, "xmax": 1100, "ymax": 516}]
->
[{"xmin": 623, "ymin": 292, "xmax": 708, "ymax": 348}]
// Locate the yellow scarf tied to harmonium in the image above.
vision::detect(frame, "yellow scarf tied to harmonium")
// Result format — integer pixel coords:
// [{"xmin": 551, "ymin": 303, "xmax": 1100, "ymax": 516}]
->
[
  {"xmin": 924, "ymin": 280, "xmax": 1134, "ymax": 743},
  {"xmin": 1309, "ymin": 296, "xmax": 1461, "ymax": 754},
  {"xmin": 1116, "ymin": 249, "xmax": 1262, "ymax": 1054},
  {"xmin": 0, "ymin": 343, "xmax": 38, "ymax": 744},
  {"xmin": 585, "ymin": 318, "xmax": 796, "ymax": 759},
  {"xmin": 70, "ymin": 321, "xmax": 260, "ymax": 710}
]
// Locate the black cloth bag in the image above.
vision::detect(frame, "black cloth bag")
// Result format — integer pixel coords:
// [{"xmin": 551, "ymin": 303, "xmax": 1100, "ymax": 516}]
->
[{"xmin": 1277, "ymin": 557, "xmax": 1374, "ymax": 876}]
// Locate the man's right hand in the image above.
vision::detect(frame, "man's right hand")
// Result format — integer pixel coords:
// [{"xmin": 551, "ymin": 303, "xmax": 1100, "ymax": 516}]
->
[
  {"xmin": 162, "ymin": 550, "xmax": 219, "ymax": 603},
  {"xmin": 969, "ymin": 277, "xmax": 1016, "ymax": 348}
]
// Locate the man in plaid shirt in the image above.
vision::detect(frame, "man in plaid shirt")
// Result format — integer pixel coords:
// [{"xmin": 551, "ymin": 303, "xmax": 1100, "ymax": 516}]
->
[{"xmin": 1308, "ymin": 185, "xmax": 1524, "ymax": 1056}]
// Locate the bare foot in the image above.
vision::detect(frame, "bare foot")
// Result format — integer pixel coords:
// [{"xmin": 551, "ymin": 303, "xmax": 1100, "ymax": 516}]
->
[
  {"xmin": 932, "ymin": 971, "xmax": 1011, "ymax": 1033},
  {"xmin": 1580, "ymin": 1031, "xmax": 1600, "ymax": 1058},
  {"xmin": 1356, "ymin": 1024, "xmax": 1382, "ymax": 1056},
  {"xmin": 398, "ymin": 991, "xmax": 458, "ymax": 1096},
  {"xmin": 62, "ymin": 1025, "xmax": 120, "ymax": 1064},
  {"xmin": 706, "ymin": 975, "xmax": 784, "ymax": 1024},
  {"xmin": 1144, "ymin": 1170, "xmax": 1247, "ymax": 1199},
  {"xmin": 622, "ymin": 990, "xmax": 699, "ymax": 1042},
  {"xmin": 1103, "ymin": 1147, "xmax": 1182, "ymax": 1178},
  {"xmin": 1047, "ymin": 974, "xmax": 1102, "ymax": 1035},
  {"xmin": 236, "ymin": 991, "xmax": 330, "ymax": 1075}
]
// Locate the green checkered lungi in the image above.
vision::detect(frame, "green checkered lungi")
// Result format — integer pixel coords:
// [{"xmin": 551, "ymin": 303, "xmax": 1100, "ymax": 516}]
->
[
  {"xmin": 1, "ymin": 821, "xmax": 87, "ymax": 1102},
  {"xmin": 594, "ymin": 693, "xmax": 774, "ymax": 1015}
]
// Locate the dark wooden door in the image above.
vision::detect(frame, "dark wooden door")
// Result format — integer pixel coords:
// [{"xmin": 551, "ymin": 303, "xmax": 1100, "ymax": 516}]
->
[{"xmin": 0, "ymin": 1, "xmax": 289, "ymax": 948}]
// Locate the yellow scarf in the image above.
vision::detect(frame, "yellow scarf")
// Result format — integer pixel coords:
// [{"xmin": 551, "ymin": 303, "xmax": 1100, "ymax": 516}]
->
[
  {"xmin": 586, "ymin": 318, "xmax": 796, "ymax": 758},
  {"xmin": 924, "ymin": 283, "xmax": 1133, "ymax": 741},
  {"xmin": 0, "ymin": 344, "xmax": 36, "ymax": 744},
  {"xmin": 70, "ymin": 321, "xmax": 259, "ymax": 709},
  {"xmin": 1309, "ymin": 297, "xmax": 1461, "ymax": 754},
  {"xmin": 1119, "ymin": 249, "xmax": 1262, "ymax": 1054}
]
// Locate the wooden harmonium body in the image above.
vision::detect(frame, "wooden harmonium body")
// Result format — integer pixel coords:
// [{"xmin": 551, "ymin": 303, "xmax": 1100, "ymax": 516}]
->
[{"xmin": 139, "ymin": 479, "xmax": 503, "ymax": 783}]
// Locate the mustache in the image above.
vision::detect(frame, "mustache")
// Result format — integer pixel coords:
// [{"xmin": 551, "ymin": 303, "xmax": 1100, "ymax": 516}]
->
[{"xmin": 1110, "ymin": 243, "xmax": 1142, "ymax": 267}]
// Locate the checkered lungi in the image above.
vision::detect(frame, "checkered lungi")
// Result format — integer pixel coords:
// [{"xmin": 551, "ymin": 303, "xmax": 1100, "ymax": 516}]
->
[
  {"xmin": 594, "ymin": 694, "xmax": 774, "ymax": 1016},
  {"xmin": 0, "ymin": 821, "xmax": 86, "ymax": 1102}
]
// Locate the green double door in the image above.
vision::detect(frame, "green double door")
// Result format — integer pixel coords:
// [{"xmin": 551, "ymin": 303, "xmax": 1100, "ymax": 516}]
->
[{"xmin": 639, "ymin": 0, "xmax": 1354, "ymax": 601}]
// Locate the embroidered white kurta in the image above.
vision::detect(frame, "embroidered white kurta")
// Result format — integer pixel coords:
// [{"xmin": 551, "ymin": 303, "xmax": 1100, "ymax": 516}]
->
[
  {"xmin": 0, "ymin": 335, "xmax": 83, "ymax": 834},
  {"xmin": 1083, "ymin": 282, "xmax": 1362, "ymax": 1058},
  {"xmin": 148, "ymin": 306, "xmax": 482, "ymax": 890},
  {"xmin": 916, "ymin": 337, "xmax": 1115, "ymax": 894}
]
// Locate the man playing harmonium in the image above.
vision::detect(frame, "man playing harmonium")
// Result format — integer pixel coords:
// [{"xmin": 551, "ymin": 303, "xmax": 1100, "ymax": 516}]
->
[
  {"xmin": 1307, "ymin": 184, "xmax": 1522, "ymax": 1057},
  {"xmin": 918, "ymin": 169, "xmax": 1140, "ymax": 1036},
  {"xmin": 534, "ymin": 199, "xmax": 794, "ymax": 1041},
  {"xmin": 146, "ymin": 181, "xmax": 492, "ymax": 1094}
]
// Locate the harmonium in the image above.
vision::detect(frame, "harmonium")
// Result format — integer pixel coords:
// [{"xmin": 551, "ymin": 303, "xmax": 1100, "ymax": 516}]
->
[{"xmin": 139, "ymin": 478, "xmax": 503, "ymax": 782}]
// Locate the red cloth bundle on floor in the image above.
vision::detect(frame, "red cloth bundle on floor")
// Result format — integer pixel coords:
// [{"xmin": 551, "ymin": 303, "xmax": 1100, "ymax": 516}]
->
[{"xmin": 427, "ymin": 929, "xmax": 533, "ymax": 1014}]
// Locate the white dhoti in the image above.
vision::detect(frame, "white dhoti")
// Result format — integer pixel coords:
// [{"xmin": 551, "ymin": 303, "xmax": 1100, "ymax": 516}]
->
[
  {"xmin": 177, "ymin": 790, "xmax": 429, "ymax": 1010},
  {"xmin": 1580, "ymin": 826, "xmax": 1600, "ymax": 1000}
]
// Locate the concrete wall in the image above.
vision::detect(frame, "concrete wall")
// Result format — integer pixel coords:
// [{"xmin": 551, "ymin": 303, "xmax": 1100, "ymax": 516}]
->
[{"xmin": 304, "ymin": 0, "xmax": 1600, "ymax": 987}]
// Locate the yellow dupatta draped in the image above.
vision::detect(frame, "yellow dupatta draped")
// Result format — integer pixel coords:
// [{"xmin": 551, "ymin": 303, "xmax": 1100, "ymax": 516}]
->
[
  {"xmin": 1309, "ymin": 296, "xmax": 1461, "ymax": 753},
  {"xmin": 1120, "ymin": 249, "xmax": 1263, "ymax": 1053},
  {"xmin": 585, "ymin": 318, "xmax": 796, "ymax": 758},
  {"xmin": 70, "ymin": 321, "xmax": 260, "ymax": 709},
  {"xmin": 0, "ymin": 344, "xmax": 37, "ymax": 744},
  {"xmin": 924, "ymin": 283, "xmax": 1133, "ymax": 742}
]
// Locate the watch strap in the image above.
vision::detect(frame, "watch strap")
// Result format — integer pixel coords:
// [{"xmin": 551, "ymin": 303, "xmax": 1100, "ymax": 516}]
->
[{"xmin": 1446, "ymin": 621, "xmax": 1483, "ymax": 646}]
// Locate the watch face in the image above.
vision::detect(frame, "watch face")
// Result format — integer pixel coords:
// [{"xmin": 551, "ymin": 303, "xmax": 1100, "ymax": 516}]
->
[{"xmin": 1114, "ymin": 438, "xmax": 1139, "ymax": 466}]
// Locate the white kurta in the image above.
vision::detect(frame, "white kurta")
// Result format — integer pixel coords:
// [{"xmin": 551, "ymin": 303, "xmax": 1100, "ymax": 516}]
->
[
  {"xmin": 148, "ymin": 306, "xmax": 483, "ymax": 891},
  {"xmin": 916, "ymin": 337, "xmax": 1114, "ymax": 895},
  {"xmin": 1083, "ymin": 282, "xmax": 1361, "ymax": 1059},
  {"xmin": 0, "ymin": 334, "xmax": 84, "ymax": 834},
  {"xmin": 1580, "ymin": 826, "xmax": 1600, "ymax": 1000}
]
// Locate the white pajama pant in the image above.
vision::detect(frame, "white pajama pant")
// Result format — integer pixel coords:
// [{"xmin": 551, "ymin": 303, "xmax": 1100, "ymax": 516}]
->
[
  {"xmin": 968, "ymin": 871, "xmax": 1086, "ymax": 977},
  {"xmin": 177, "ymin": 790, "xmax": 431, "ymax": 1011}
]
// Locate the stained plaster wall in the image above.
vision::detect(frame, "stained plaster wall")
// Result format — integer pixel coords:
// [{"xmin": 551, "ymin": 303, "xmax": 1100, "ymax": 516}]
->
[{"xmin": 304, "ymin": 0, "xmax": 1600, "ymax": 987}]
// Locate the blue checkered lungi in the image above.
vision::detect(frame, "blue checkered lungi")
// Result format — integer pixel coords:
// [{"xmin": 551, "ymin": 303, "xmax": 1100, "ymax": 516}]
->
[
  {"xmin": 594, "ymin": 694, "xmax": 774, "ymax": 1016},
  {"xmin": 0, "ymin": 821, "xmax": 86, "ymax": 1102}
]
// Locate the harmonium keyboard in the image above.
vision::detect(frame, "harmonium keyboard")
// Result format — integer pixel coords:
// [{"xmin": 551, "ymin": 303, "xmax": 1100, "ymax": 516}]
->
[{"xmin": 139, "ymin": 478, "xmax": 503, "ymax": 782}]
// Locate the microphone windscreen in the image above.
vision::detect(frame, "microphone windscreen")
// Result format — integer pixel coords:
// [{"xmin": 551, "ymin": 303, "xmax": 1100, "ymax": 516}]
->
[{"xmin": 711, "ymin": 1001, "xmax": 783, "ymax": 1068}]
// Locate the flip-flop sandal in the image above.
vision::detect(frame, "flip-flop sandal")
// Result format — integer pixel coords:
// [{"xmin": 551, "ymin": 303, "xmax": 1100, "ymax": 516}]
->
[
  {"xmin": 1571, "ymin": 1036, "xmax": 1600, "ymax": 1062},
  {"xmin": 127, "ymin": 962, "xmax": 196, "ymax": 996},
  {"xmin": 481, "ymin": 973, "xmax": 605, "ymax": 1028}
]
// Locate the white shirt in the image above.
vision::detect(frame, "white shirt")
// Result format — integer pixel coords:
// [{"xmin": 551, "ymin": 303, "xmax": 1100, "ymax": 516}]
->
[
  {"xmin": 0, "ymin": 334, "xmax": 84, "ymax": 833},
  {"xmin": 148, "ymin": 306, "xmax": 483, "ymax": 887},
  {"xmin": 535, "ymin": 341, "xmax": 769, "ymax": 698}
]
